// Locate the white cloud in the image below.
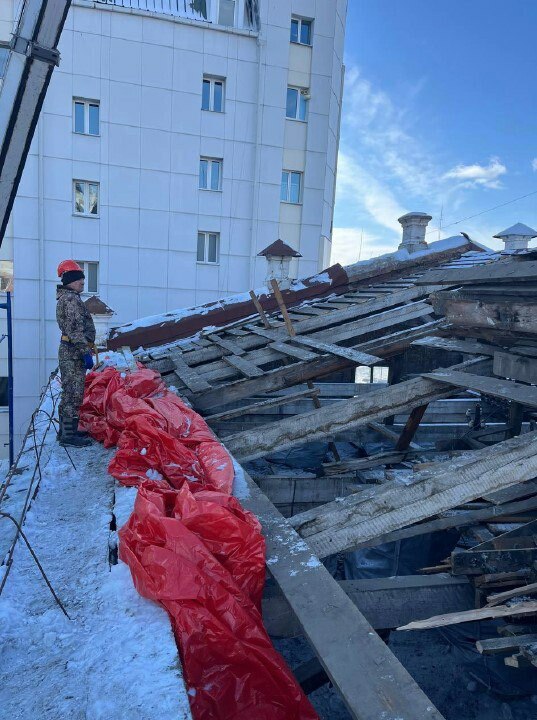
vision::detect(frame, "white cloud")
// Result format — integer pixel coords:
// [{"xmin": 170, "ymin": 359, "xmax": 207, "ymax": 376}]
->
[
  {"xmin": 443, "ymin": 157, "xmax": 507, "ymax": 189},
  {"xmin": 532, "ymin": 158, "xmax": 537, "ymax": 172}
]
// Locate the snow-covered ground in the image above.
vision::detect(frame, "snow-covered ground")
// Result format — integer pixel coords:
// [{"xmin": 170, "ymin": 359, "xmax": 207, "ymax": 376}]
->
[{"xmin": 0, "ymin": 382, "xmax": 191, "ymax": 719}]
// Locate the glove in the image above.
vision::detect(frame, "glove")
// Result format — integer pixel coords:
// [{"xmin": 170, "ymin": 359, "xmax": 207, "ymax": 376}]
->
[{"xmin": 83, "ymin": 352, "xmax": 94, "ymax": 370}]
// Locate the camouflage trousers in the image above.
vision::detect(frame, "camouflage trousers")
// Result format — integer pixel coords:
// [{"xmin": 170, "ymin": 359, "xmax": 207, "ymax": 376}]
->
[{"xmin": 58, "ymin": 343, "xmax": 86, "ymax": 419}]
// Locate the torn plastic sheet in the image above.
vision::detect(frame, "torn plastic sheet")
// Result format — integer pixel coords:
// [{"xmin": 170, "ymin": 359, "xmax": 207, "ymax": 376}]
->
[{"xmin": 80, "ymin": 366, "xmax": 317, "ymax": 720}]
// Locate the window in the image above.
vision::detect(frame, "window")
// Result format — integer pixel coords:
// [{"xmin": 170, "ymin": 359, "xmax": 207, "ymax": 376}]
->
[
  {"xmin": 286, "ymin": 87, "xmax": 309, "ymax": 121},
  {"xmin": 197, "ymin": 232, "xmax": 220, "ymax": 264},
  {"xmin": 74, "ymin": 261, "xmax": 99, "ymax": 294},
  {"xmin": 0, "ymin": 43, "xmax": 9, "ymax": 81},
  {"xmin": 199, "ymin": 157, "xmax": 223, "ymax": 191},
  {"xmin": 218, "ymin": 0, "xmax": 236, "ymax": 26},
  {"xmin": 73, "ymin": 98, "xmax": 100, "ymax": 135},
  {"xmin": 0, "ymin": 378, "xmax": 7, "ymax": 407},
  {"xmin": 202, "ymin": 76, "xmax": 225, "ymax": 112},
  {"xmin": 280, "ymin": 171, "xmax": 302, "ymax": 204},
  {"xmin": 290, "ymin": 16, "xmax": 312, "ymax": 45},
  {"xmin": 0, "ymin": 260, "xmax": 13, "ymax": 292},
  {"xmin": 73, "ymin": 180, "xmax": 99, "ymax": 216}
]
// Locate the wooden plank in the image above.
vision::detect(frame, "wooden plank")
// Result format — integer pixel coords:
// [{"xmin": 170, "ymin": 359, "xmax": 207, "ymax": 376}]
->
[
  {"xmin": 483, "ymin": 479, "xmax": 537, "ymax": 505},
  {"xmin": 412, "ymin": 336, "xmax": 500, "ymax": 356},
  {"xmin": 494, "ymin": 351, "xmax": 537, "ymax": 385},
  {"xmin": 226, "ymin": 359, "xmax": 490, "ymax": 462},
  {"xmin": 204, "ymin": 387, "xmax": 320, "ymax": 423},
  {"xmin": 398, "ymin": 600, "xmax": 537, "ymax": 632},
  {"xmin": 222, "ymin": 354, "xmax": 264, "ymax": 378},
  {"xmin": 270, "ymin": 278, "xmax": 296, "ymax": 336},
  {"xmin": 287, "ymin": 429, "xmax": 537, "ymax": 559},
  {"xmin": 268, "ymin": 341, "xmax": 318, "ymax": 361},
  {"xmin": 290, "ymin": 336, "xmax": 381, "ymax": 365},
  {"xmin": 395, "ymin": 404, "xmax": 428, "ymax": 451},
  {"xmin": 249, "ymin": 289, "xmax": 272, "ymax": 328},
  {"xmin": 233, "ymin": 463, "xmax": 446, "ymax": 720},
  {"xmin": 486, "ymin": 581, "xmax": 537, "ymax": 607},
  {"xmin": 191, "ymin": 322, "xmax": 446, "ymax": 413},
  {"xmin": 207, "ymin": 334, "xmax": 246, "ymax": 356},
  {"xmin": 477, "ymin": 634, "xmax": 537, "ymax": 655},
  {"xmin": 418, "ymin": 259, "xmax": 537, "ymax": 286},
  {"xmin": 424, "ymin": 370, "xmax": 537, "ymax": 408},
  {"xmin": 323, "ymin": 450, "xmax": 408, "ymax": 475},
  {"xmin": 263, "ymin": 575, "xmax": 472, "ymax": 637},
  {"xmin": 169, "ymin": 352, "xmax": 212, "ymax": 393}
]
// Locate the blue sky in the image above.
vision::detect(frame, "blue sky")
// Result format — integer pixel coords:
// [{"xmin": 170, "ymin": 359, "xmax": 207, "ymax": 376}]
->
[{"xmin": 331, "ymin": 0, "xmax": 537, "ymax": 265}]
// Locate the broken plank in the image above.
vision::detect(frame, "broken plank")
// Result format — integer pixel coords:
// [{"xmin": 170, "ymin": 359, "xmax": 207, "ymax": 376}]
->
[
  {"xmin": 323, "ymin": 451, "xmax": 408, "ymax": 475},
  {"xmin": 222, "ymin": 354, "xmax": 264, "ymax": 378},
  {"xmin": 418, "ymin": 259, "xmax": 537, "ymax": 286},
  {"xmin": 169, "ymin": 353, "xmax": 211, "ymax": 393},
  {"xmin": 397, "ymin": 600, "xmax": 537, "ymax": 632},
  {"xmin": 226, "ymin": 360, "xmax": 490, "ymax": 462},
  {"xmin": 204, "ymin": 387, "xmax": 320, "ymax": 423},
  {"xmin": 120, "ymin": 345, "xmax": 138, "ymax": 371},
  {"xmin": 287, "ymin": 429, "xmax": 537, "ymax": 559},
  {"xmin": 424, "ymin": 370, "xmax": 537, "ymax": 408},
  {"xmin": 233, "ymin": 463, "xmax": 446, "ymax": 720}
]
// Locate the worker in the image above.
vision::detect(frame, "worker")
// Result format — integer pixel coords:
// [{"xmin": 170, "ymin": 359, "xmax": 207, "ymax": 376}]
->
[{"xmin": 56, "ymin": 260, "xmax": 96, "ymax": 447}]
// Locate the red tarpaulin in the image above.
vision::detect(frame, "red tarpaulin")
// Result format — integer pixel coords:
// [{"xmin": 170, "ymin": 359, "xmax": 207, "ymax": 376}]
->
[{"xmin": 80, "ymin": 366, "xmax": 318, "ymax": 720}]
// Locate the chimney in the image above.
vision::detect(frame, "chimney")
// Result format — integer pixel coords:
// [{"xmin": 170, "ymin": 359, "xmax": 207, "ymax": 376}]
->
[
  {"xmin": 258, "ymin": 239, "xmax": 302, "ymax": 292},
  {"xmin": 397, "ymin": 212, "xmax": 432, "ymax": 253},
  {"xmin": 493, "ymin": 223, "xmax": 537, "ymax": 253}
]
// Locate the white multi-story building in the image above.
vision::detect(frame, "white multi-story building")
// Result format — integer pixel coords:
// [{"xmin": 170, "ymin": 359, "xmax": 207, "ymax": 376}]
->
[{"xmin": 0, "ymin": 0, "xmax": 347, "ymax": 453}]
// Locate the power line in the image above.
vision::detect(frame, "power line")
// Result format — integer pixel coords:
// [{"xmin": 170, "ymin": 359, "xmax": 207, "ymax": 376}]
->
[{"xmin": 426, "ymin": 188, "xmax": 537, "ymax": 236}]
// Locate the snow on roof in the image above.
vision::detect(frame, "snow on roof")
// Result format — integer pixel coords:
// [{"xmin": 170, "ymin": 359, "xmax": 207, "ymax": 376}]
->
[{"xmin": 493, "ymin": 223, "xmax": 537, "ymax": 239}]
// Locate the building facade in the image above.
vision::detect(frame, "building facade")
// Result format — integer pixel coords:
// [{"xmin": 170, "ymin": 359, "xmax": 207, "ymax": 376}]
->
[{"xmin": 0, "ymin": 0, "xmax": 347, "ymax": 453}]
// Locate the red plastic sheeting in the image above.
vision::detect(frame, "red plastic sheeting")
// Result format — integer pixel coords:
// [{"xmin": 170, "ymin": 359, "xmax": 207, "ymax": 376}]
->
[{"xmin": 80, "ymin": 366, "xmax": 318, "ymax": 720}]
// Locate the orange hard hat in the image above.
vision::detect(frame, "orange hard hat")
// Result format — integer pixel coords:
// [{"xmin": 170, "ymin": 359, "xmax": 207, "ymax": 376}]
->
[{"xmin": 57, "ymin": 260, "xmax": 83, "ymax": 277}]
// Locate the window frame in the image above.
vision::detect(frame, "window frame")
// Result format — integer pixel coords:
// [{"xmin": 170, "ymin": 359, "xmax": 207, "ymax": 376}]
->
[
  {"xmin": 74, "ymin": 260, "xmax": 99, "ymax": 295},
  {"xmin": 199, "ymin": 157, "xmax": 223, "ymax": 191},
  {"xmin": 286, "ymin": 86, "xmax": 309, "ymax": 122},
  {"xmin": 280, "ymin": 170, "xmax": 303, "ymax": 205},
  {"xmin": 202, "ymin": 76, "xmax": 225, "ymax": 113},
  {"xmin": 197, "ymin": 231, "xmax": 220, "ymax": 265},
  {"xmin": 73, "ymin": 98, "xmax": 100, "ymax": 136},
  {"xmin": 290, "ymin": 16, "xmax": 313, "ymax": 46},
  {"xmin": 73, "ymin": 180, "xmax": 100, "ymax": 218}
]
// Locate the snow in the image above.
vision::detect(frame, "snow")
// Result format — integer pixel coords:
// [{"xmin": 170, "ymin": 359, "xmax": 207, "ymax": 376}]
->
[
  {"xmin": 232, "ymin": 458, "xmax": 250, "ymax": 499},
  {"xmin": 0, "ymin": 384, "xmax": 192, "ymax": 719}
]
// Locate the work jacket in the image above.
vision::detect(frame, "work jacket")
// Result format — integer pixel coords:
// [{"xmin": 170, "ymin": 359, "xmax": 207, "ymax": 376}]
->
[{"xmin": 56, "ymin": 286, "xmax": 96, "ymax": 354}]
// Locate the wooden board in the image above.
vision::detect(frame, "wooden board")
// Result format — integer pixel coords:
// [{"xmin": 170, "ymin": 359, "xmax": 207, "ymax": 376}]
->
[
  {"xmin": 263, "ymin": 574, "xmax": 472, "ymax": 636},
  {"xmin": 222, "ymin": 354, "xmax": 264, "ymax": 378},
  {"xmin": 287, "ymin": 430, "xmax": 537, "ymax": 559},
  {"xmin": 486, "ymin": 581, "xmax": 537, "ymax": 607},
  {"xmin": 233, "ymin": 463, "xmax": 446, "ymax": 719},
  {"xmin": 203, "ymin": 387, "xmax": 320, "ymax": 423},
  {"xmin": 398, "ymin": 601, "xmax": 537, "ymax": 631},
  {"xmin": 451, "ymin": 548, "xmax": 537, "ymax": 576},
  {"xmin": 418, "ymin": 259, "xmax": 537, "ymax": 286},
  {"xmin": 225, "ymin": 357, "xmax": 491, "ymax": 461},
  {"xmin": 425, "ymin": 370, "xmax": 537, "ymax": 408},
  {"xmin": 289, "ymin": 336, "xmax": 381, "ymax": 365},
  {"xmin": 412, "ymin": 336, "xmax": 500, "ymax": 356},
  {"xmin": 494, "ymin": 351, "xmax": 537, "ymax": 385},
  {"xmin": 207, "ymin": 334, "xmax": 246, "ymax": 356},
  {"xmin": 268, "ymin": 342, "xmax": 318, "ymax": 361},
  {"xmin": 169, "ymin": 353, "xmax": 211, "ymax": 393}
]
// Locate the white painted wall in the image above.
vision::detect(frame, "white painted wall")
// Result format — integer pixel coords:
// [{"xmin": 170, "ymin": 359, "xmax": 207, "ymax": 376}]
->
[{"xmin": 4, "ymin": 0, "xmax": 347, "ymax": 453}]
